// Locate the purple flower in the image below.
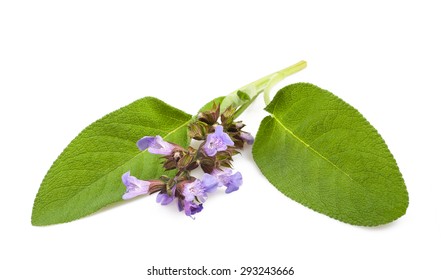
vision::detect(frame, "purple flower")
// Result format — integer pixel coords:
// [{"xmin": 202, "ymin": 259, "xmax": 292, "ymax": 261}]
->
[
  {"xmin": 200, "ymin": 173, "xmax": 221, "ymax": 192},
  {"xmin": 212, "ymin": 168, "xmax": 243, "ymax": 194},
  {"xmin": 179, "ymin": 200, "xmax": 204, "ymax": 217},
  {"xmin": 203, "ymin": 125, "xmax": 234, "ymax": 156},
  {"xmin": 137, "ymin": 135, "xmax": 174, "ymax": 155},
  {"xmin": 240, "ymin": 131, "xmax": 254, "ymax": 145},
  {"xmin": 182, "ymin": 174, "xmax": 220, "ymax": 202},
  {"xmin": 182, "ymin": 181, "xmax": 205, "ymax": 202},
  {"xmin": 121, "ymin": 171, "xmax": 150, "ymax": 200},
  {"xmin": 156, "ymin": 188, "xmax": 175, "ymax": 205}
]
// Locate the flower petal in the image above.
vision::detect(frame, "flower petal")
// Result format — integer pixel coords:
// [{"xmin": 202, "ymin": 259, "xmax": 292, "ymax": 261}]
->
[
  {"xmin": 240, "ymin": 131, "xmax": 254, "ymax": 145},
  {"xmin": 212, "ymin": 168, "xmax": 242, "ymax": 194},
  {"xmin": 156, "ymin": 191, "xmax": 175, "ymax": 205},
  {"xmin": 183, "ymin": 201, "xmax": 203, "ymax": 217},
  {"xmin": 183, "ymin": 180, "xmax": 206, "ymax": 202},
  {"xmin": 200, "ymin": 173, "xmax": 221, "ymax": 193},
  {"xmin": 121, "ymin": 171, "xmax": 150, "ymax": 200},
  {"xmin": 203, "ymin": 138, "xmax": 218, "ymax": 157},
  {"xmin": 136, "ymin": 136, "xmax": 156, "ymax": 151},
  {"xmin": 136, "ymin": 135, "xmax": 174, "ymax": 155},
  {"xmin": 225, "ymin": 171, "xmax": 242, "ymax": 193},
  {"xmin": 215, "ymin": 126, "xmax": 234, "ymax": 146},
  {"xmin": 203, "ymin": 126, "xmax": 234, "ymax": 156}
]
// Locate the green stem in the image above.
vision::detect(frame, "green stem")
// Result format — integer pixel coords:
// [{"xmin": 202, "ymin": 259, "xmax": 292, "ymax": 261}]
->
[
  {"xmin": 233, "ymin": 94, "xmax": 259, "ymax": 119},
  {"xmin": 221, "ymin": 60, "xmax": 307, "ymax": 116}
]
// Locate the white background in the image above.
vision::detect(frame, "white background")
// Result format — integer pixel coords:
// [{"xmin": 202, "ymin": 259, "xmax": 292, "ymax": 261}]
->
[{"xmin": 1, "ymin": 1, "xmax": 440, "ymax": 279}]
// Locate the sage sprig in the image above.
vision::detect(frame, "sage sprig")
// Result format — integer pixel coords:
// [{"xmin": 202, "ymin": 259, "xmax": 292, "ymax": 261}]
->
[{"xmin": 32, "ymin": 60, "xmax": 408, "ymax": 226}]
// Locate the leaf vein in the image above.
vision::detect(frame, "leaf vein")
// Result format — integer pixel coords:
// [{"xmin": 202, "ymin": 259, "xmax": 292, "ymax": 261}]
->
[{"xmin": 272, "ymin": 116, "xmax": 355, "ymax": 182}]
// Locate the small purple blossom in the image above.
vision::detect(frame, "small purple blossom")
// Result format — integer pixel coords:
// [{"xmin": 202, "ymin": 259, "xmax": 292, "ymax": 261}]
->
[
  {"xmin": 200, "ymin": 173, "xmax": 221, "ymax": 192},
  {"xmin": 182, "ymin": 174, "xmax": 220, "ymax": 202},
  {"xmin": 156, "ymin": 188, "xmax": 175, "ymax": 205},
  {"xmin": 182, "ymin": 181, "xmax": 205, "ymax": 202},
  {"xmin": 180, "ymin": 200, "xmax": 204, "ymax": 217},
  {"xmin": 240, "ymin": 131, "xmax": 254, "ymax": 145},
  {"xmin": 137, "ymin": 135, "xmax": 174, "ymax": 155},
  {"xmin": 212, "ymin": 168, "xmax": 243, "ymax": 193},
  {"xmin": 203, "ymin": 125, "xmax": 234, "ymax": 156},
  {"xmin": 121, "ymin": 171, "xmax": 150, "ymax": 200}
]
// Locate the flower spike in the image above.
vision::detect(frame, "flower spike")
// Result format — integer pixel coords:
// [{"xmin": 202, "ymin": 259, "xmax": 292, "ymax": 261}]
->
[{"xmin": 120, "ymin": 103, "xmax": 253, "ymax": 218}]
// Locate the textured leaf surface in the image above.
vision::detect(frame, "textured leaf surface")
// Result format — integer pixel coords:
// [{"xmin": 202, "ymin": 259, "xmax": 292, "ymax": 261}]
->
[
  {"xmin": 32, "ymin": 97, "xmax": 191, "ymax": 226},
  {"xmin": 253, "ymin": 83, "xmax": 408, "ymax": 226}
]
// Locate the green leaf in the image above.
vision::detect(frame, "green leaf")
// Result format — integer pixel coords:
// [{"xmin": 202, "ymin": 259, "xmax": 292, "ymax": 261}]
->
[
  {"xmin": 32, "ymin": 97, "xmax": 192, "ymax": 226},
  {"xmin": 253, "ymin": 83, "xmax": 408, "ymax": 226}
]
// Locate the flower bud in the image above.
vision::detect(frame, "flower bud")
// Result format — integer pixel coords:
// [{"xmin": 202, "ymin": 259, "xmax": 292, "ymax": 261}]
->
[
  {"xmin": 188, "ymin": 121, "xmax": 208, "ymax": 140},
  {"xmin": 221, "ymin": 106, "xmax": 236, "ymax": 125},
  {"xmin": 197, "ymin": 104, "xmax": 220, "ymax": 125},
  {"xmin": 240, "ymin": 131, "xmax": 254, "ymax": 145},
  {"xmin": 177, "ymin": 153, "xmax": 195, "ymax": 170},
  {"xmin": 200, "ymin": 157, "xmax": 216, "ymax": 174}
]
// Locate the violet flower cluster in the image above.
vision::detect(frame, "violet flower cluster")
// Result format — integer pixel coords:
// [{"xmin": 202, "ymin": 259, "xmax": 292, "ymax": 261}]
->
[{"xmin": 120, "ymin": 104, "xmax": 254, "ymax": 218}]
